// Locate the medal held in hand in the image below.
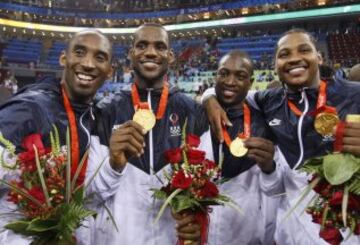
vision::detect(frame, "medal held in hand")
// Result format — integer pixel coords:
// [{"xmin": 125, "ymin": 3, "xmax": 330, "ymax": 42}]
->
[
  {"xmin": 229, "ymin": 137, "xmax": 248, "ymax": 157},
  {"xmin": 223, "ymin": 103, "xmax": 251, "ymax": 157},
  {"xmin": 314, "ymin": 112, "xmax": 339, "ymax": 136},
  {"xmin": 133, "ymin": 108, "xmax": 156, "ymax": 132},
  {"xmin": 131, "ymin": 81, "xmax": 169, "ymax": 132}
]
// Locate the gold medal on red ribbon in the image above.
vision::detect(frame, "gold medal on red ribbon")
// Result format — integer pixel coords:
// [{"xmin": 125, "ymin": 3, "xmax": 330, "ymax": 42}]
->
[
  {"xmin": 131, "ymin": 81, "xmax": 169, "ymax": 132},
  {"xmin": 314, "ymin": 112, "xmax": 339, "ymax": 136},
  {"xmin": 133, "ymin": 109, "xmax": 156, "ymax": 132},
  {"xmin": 222, "ymin": 103, "xmax": 251, "ymax": 157},
  {"xmin": 229, "ymin": 138, "xmax": 248, "ymax": 157},
  {"xmin": 288, "ymin": 80, "xmax": 339, "ymax": 137}
]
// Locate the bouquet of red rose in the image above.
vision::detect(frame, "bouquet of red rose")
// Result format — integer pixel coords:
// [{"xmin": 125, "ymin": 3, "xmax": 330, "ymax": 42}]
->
[
  {"xmin": 290, "ymin": 153, "xmax": 360, "ymax": 245},
  {"xmin": 0, "ymin": 127, "xmax": 105, "ymax": 245},
  {"xmin": 152, "ymin": 126, "xmax": 241, "ymax": 245}
]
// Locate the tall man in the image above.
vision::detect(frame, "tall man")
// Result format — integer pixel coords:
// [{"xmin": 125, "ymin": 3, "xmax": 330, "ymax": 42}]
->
[
  {"xmin": 0, "ymin": 30, "xmax": 113, "ymax": 244},
  {"xmin": 198, "ymin": 50, "xmax": 279, "ymax": 244},
  {"xmin": 202, "ymin": 29, "xmax": 360, "ymax": 244},
  {"xmin": 86, "ymin": 23, "xmax": 206, "ymax": 244}
]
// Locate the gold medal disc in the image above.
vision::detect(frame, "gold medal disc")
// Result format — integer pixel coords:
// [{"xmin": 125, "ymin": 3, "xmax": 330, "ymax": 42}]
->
[
  {"xmin": 133, "ymin": 109, "xmax": 156, "ymax": 132},
  {"xmin": 314, "ymin": 112, "xmax": 339, "ymax": 136},
  {"xmin": 229, "ymin": 138, "xmax": 248, "ymax": 157}
]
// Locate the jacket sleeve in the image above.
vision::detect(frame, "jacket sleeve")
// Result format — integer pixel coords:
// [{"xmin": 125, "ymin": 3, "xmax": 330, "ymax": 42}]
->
[
  {"xmin": 259, "ymin": 146, "xmax": 287, "ymax": 196},
  {"xmin": 85, "ymin": 135, "xmax": 126, "ymax": 208}
]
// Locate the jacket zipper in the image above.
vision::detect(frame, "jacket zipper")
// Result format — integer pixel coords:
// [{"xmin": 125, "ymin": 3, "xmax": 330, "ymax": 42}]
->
[{"xmin": 293, "ymin": 89, "xmax": 309, "ymax": 169}]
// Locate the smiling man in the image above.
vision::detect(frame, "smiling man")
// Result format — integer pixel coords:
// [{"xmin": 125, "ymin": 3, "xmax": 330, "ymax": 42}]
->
[
  {"xmin": 198, "ymin": 50, "xmax": 278, "ymax": 245},
  {"xmin": 203, "ymin": 29, "xmax": 360, "ymax": 244},
  {"xmin": 0, "ymin": 29, "xmax": 113, "ymax": 244},
  {"xmin": 86, "ymin": 23, "xmax": 207, "ymax": 244}
]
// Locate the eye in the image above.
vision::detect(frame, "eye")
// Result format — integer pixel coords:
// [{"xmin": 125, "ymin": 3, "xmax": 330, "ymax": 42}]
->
[
  {"xmin": 136, "ymin": 42, "xmax": 146, "ymax": 50},
  {"xmin": 74, "ymin": 48, "xmax": 85, "ymax": 57},
  {"xmin": 277, "ymin": 51, "xmax": 288, "ymax": 58},
  {"xmin": 156, "ymin": 43, "xmax": 167, "ymax": 51},
  {"xmin": 96, "ymin": 54, "xmax": 107, "ymax": 62},
  {"xmin": 217, "ymin": 70, "xmax": 228, "ymax": 78}
]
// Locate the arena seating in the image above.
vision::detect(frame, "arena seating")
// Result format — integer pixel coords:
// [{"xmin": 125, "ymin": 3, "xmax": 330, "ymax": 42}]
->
[
  {"xmin": 328, "ymin": 32, "xmax": 360, "ymax": 67},
  {"xmin": 2, "ymin": 39, "xmax": 42, "ymax": 65}
]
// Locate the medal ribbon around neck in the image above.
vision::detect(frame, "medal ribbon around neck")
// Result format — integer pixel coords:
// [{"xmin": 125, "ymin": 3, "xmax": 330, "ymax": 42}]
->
[
  {"xmin": 61, "ymin": 87, "xmax": 87, "ymax": 186},
  {"xmin": 222, "ymin": 103, "xmax": 251, "ymax": 157},
  {"xmin": 287, "ymin": 80, "xmax": 337, "ymax": 117},
  {"xmin": 287, "ymin": 80, "xmax": 339, "ymax": 136},
  {"xmin": 131, "ymin": 81, "xmax": 169, "ymax": 120}
]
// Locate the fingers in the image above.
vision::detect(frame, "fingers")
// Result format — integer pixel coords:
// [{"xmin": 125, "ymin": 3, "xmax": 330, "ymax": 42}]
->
[
  {"xmin": 174, "ymin": 213, "xmax": 196, "ymax": 229},
  {"xmin": 205, "ymin": 97, "xmax": 232, "ymax": 143},
  {"xmin": 339, "ymin": 122, "xmax": 360, "ymax": 156},
  {"xmin": 173, "ymin": 212, "xmax": 201, "ymax": 242},
  {"xmin": 244, "ymin": 137, "xmax": 275, "ymax": 172},
  {"xmin": 109, "ymin": 121, "xmax": 146, "ymax": 168},
  {"xmin": 244, "ymin": 137, "xmax": 274, "ymax": 153}
]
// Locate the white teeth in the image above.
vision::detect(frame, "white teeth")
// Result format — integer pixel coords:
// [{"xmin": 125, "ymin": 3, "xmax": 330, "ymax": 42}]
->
[
  {"xmin": 77, "ymin": 73, "xmax": 94, "ymax": 81},
  {"xmin": 223, "ymin": 90, "xmax": 235, "ymax": 96},
  {"xmin": 288, "ymin": 67, "xmax": 306, "ymax": 75}
]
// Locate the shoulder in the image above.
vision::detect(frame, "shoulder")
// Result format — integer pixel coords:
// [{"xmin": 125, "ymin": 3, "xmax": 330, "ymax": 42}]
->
[{"xmin": 255, "ymin": 87, "xmax": 285, "ymax": 112}]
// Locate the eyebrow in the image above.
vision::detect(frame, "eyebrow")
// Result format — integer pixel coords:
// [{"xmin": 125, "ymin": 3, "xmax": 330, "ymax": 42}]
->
[{"xmin": 73, "ymin": 44, "xmax": 110, "ymax": 59}]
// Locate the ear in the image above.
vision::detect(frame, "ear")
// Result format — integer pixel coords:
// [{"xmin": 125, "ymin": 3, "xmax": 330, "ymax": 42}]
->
[
  {"xmin": 317, "ymin": 51, "xmax": 323, "ymax": 65},
  {"xmin": 59, "ymin": 50, "xmax": 66, "ymax": 67},
  {"xmin": 168, "ymin": 49, "xmax": 175, "ymax": 65}
]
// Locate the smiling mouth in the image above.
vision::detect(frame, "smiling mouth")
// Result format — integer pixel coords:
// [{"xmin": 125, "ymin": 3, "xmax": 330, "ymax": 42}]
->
[
  {"xmin": 223, "ymin": 89, "xmax": 236, "ymax": 97},
  {"xmin": 76, "ymin": 72, "xmax": 97, "ymax": 83},
  {"xmin": 286, "ymin": 66, "xmax": 307, "ymax": 76}
]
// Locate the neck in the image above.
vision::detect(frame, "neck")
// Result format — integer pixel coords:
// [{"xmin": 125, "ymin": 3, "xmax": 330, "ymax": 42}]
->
[
  {"xmin": 286, "ymin": 77, "xmax": 321, "ymax": 93},
  {"xmin": 61, "ymin": 81, "xmax": 91, "ymax": 104},
  {"xmin": 135, "ymin": 76, "xmax": 164, "ymax": 90},
  {"xmin": 221, "ymin": 100, "xmax": 244, "ymax": 111}
]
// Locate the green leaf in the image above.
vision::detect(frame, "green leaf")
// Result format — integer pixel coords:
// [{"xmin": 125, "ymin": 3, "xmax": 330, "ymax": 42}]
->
[
  {"xmin": 33, "ymin": 145, "xmax": 51, "ymax": 207},
  {"xmin": 4, "ymin": 220, "xmax": 31, "ymax": 234},
  {"xmin": 172, "ymin": 195, "xmax": 200, "ymax": 213},
  {"xmin": 342, "ymin": 185, "xmax": 349, "ymax": 227},
  {"xmin": 72, "ymin": 187, "xmax": 85, "ymax": 205},
  {"xmin": 151, "ymin": 189, "xmax": 168, "ymax": 200},
  {"xmin": 323, "ymin": 153, "xmax": 360, "ymax": 185},
  {"xmin": 27, "ymin": 218, "xmax": 58, "ymax": 232},
  {"xmin": 154, "ymin": 188, "xmax": 182, "ymax": 224}
]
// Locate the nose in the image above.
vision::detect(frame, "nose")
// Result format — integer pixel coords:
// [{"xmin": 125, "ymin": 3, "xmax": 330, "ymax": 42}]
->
[
  {"xmin": 225, "ymin": 74, "xmax": 236, "ymax": 85},
  {"xmin": 287, "ymin": 52, "xmax": 302, "ymax": 64},
  {"xmin": 81, "ymin": 55, "xmax": 96, "ymax": 70},
  {"xmin": 144, "ymin": 45, "xmax": 157, "ymax": 58}
]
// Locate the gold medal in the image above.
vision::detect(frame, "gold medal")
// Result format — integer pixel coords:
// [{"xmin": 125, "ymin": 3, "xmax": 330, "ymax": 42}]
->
[
  {"xmin": 346, "ymin": 114, "xmax": 360, "ymax": 123},
  {"xmin": 133, "ymin": 109, "xmax": 156, "ymax": 132},
  {"xmin": 229, "ymin": 138, "xmax": 248, "ymax": 157},
  {"xmin": 314, "ymin": 112, "xmax": 339, "ymax": 136}
]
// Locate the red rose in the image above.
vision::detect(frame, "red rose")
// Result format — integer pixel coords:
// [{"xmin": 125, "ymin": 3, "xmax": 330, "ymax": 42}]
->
[
  {"xmin": 186, "ymin": 134, "xmax": 200, "ymax": 148},
  {"xmin": 319, "ymin": 227, "xmax": 343, "ymax": 245},
  {"xmin": 187, "ymin": 149, "xmax": 205, "ymax": 165},
  {"xmin": 203, "ymin": 159, "xmax": 217, "ymax": 170},
  {"xmin": 354, "ymin": 223, "xmax": 360, "ymax": 235},
  {"xmin": 171, "ymin": 170, "xmax": 192, "ymax": 189},
  {"xmin": 28, "ymin": 186, "xmax": 46, "ymax": 205},
  {"xmin": 164, "ymin": 148, "xmax": 182, "ymax": 164},
  {"xmin": 329, "ymin": 192, "xmax": 360, "ymax": 210},
  {"xmin": 199, "ymin": 181, "xmax": 219, "ymax": 198},
  {"xmin": 313, "ymin": 178, "xmax": 331, "ymax": 196},
  {"xmin": 21, "ymin": 134, "xmax": 45, "ymax": 152}
]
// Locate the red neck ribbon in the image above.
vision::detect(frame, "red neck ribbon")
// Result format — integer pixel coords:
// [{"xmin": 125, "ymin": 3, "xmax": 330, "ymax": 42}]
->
[
  {"xmin": 222, "ymin": 103, "xmax": 251, "ymax": 146},
  {"xmin": 287, "ymin": 80, "xmax": 337, "ymax": 117},
  {"xmin": 61, "ymin": 87, "xmax": 87, "ymax": 186},
  {"xmin": 131, "ymin": 80, "xmax": 169, "ymax": 120}
]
